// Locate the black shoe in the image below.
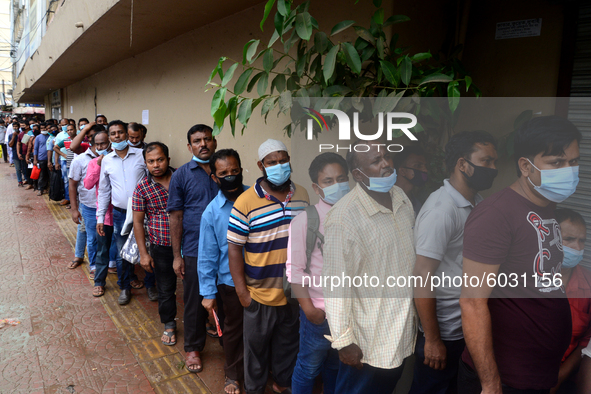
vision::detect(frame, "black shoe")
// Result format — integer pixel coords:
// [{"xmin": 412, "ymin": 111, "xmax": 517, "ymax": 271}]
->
[
  {"xmin": 147, "ymin": 287, "xmax": 158, "ymax": 302},
  {"xmin": 118, "ymin": 289, "xmax": 131, "ymax": 305}
]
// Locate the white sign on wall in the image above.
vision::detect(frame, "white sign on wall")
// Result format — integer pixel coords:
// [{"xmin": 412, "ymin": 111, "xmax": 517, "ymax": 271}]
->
[
  {"xmin": 142, "ymin": 110, "xmax": 149, "ymax": 125},
  {"xmin": 495, "ymin": 18, "xmax": 542, "ymax": 40}
]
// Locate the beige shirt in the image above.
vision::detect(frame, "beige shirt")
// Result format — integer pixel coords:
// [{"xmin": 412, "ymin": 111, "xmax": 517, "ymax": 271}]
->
[{"xmin": 323, "ymin": 183, "xmax": 417, "ymax": 369}]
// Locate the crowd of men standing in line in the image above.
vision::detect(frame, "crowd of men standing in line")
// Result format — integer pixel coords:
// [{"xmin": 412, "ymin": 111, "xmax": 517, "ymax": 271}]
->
[{"xmin": 1, "ymin": 113, "xmax": 590, "ymax": 394}]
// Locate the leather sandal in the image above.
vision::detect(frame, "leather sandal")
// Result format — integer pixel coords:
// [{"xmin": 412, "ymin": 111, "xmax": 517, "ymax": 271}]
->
[
  {"xmin": 93, "ymin": 286, "xmax": 105, "ymax": 297},
  {"xmin": 130, "ymin": 279, "xmax": 144, "ymax": 289},
  {"xmin": 185, "ymin": 351, "xmax": 203, "ymax": 373},
  {"xmin": 224, "ymin": 377, "xmax": 241, "ymax": 394}
]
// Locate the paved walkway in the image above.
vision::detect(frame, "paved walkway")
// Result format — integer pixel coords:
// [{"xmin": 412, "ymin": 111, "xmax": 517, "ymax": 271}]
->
[{"xmin": 0, "ymin": 163, "xmax": 226, "ymax": 393}]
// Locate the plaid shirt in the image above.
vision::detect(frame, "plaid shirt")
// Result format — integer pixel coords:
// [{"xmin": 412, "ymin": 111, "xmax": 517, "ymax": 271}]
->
[{"xmin": 132, "ymin": 170, "xmax": 174, "ymax": 246}]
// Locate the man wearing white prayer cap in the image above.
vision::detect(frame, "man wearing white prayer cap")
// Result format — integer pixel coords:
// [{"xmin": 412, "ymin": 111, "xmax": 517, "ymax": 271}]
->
[{"xmin": 227, "ymin": 138, "xmax": 310, "ymax": 394}]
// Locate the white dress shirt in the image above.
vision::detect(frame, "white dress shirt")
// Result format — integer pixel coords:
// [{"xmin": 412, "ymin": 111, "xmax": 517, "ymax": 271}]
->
[
  {"xmin": 97, "ymin": 147, "xmax": 146, "ymax": 224},
  {"xmin": 5, "ymin": 124, "xmax": 13, "ymax": 144},
  {"xmin": 68, "ymin": 148, "xmax": 98, "ymax": 208}
]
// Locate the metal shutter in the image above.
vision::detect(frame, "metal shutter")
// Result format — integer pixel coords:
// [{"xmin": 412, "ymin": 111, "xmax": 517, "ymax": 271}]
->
[{"xmin": 561, "ymin": 3, "xmax": 591, "ymax": 268}]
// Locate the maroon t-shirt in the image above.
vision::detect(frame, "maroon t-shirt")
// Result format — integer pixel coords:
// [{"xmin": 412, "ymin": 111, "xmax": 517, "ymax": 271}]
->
[
  {"xmin": 462, "ymin": 187, "xmax": 571, "ymax": 390},
  {"xmin": 18, "ymin": 131, "xmax": 27, "ymax": 156}
]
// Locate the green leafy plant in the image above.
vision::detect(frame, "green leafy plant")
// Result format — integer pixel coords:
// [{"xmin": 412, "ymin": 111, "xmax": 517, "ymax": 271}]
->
[{"xmin": 207, "ymin": 0, "xmax": 480, "ymax": 139}]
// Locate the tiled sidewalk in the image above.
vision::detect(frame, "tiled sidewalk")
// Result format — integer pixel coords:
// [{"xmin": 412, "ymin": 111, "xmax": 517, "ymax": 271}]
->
[{"xmin": 0, "ymin": 164, "xmax": 225, "ymax": 393}]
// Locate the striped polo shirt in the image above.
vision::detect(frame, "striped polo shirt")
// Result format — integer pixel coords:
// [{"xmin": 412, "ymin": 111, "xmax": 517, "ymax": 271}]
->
[{"xmin": 228, "ymin": 178, "xmax": 309, "ymax": 306}]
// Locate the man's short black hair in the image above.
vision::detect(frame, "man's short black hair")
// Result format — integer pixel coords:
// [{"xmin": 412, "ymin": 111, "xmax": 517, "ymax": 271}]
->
[
  {"xmin": 555, "ymin": 208, "xmax": 586, "ymax": 228},
  {"xmin": 129, "ymin": 122, "xmax": 148, "ymax": 135},
  {"xmin": 514, "ymin": 115, "xmax": 582, "ymax": 177},
  {"xmin": 187, "ymin": 124, "xmax": 213, "ymax": 144},
  {"xmin": 308, "ymin": 152, "xmax": 348, "ymax": 184},
  {"xmin": 210, "ymin": 148, "xmax": 241, "ymax": 174},
  {"xmin": 107, "ymin": 120, "xmax": 128, "ymax": 133},
  {"xmin": 89, "ymin": 124, "xmax": 105, "ymax": 133},
  {"xmin": 143, "ymin": 142, "xmax": 169, "ymax": 159},
  {"xmin": 345, "ymin": 139, "xmax": 366, "ymax": 173},
  {"xmin": 78, "ymin": 118, "xmax": 89, "ymax": 124},
  {"xmin": 391, "ymin": 145, "xmax": 426, "ymax": 170},
  {"xmin": 96, "ymin": 114, "xmax": 108, "ymax": 122},
  {"xmin": 444, "ymin": 131, "xmax": 497, "ymax": 175},
  {"xmin": 91, "ymin": 129, "xmax": 108, "ymax": 145}
]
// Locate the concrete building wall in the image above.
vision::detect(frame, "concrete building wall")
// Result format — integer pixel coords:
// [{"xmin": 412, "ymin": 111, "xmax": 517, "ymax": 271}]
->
[
  {"xmin": 59, "ymin": 0, "xmax": 400, "ymax": 186},
  {"xmin": 53, "ymin": 0, "xmax": 565, "ymax": 193}
]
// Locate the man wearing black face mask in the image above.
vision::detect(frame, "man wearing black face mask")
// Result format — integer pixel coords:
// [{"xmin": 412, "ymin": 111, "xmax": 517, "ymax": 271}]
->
[
  {"xmin": 410, "ymin": 131, "xmax": 497, "ymax": 394},
  {"xmin": 392, "ymin": 146, "xmax": 429, "ymax": 216},
  {"xmin": 198, "ymin": 149, "xmax": 248, "ymax": 394}
]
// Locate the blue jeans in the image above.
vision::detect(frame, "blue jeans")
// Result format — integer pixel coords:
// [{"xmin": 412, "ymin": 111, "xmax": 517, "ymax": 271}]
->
[
  {"xmin": 335, "ymin": 359, "xmax": 405, "ymax": 394},
  {"xmin": 113, "ymin": 209, "xmax": 132, "ymax": 290},
  {"xmin": 60, "ymin": 159, "xmax": 69, "ymax": 201},
  {"xmin": 21, "ymin": 158, "xmax": 30, "ymax": 182},
  {"xmin": 110, "ymin": 231, "xmax": 120, "ymax": 265},
  {"xmin": 74, "ymin": 210, "xmax": 87, "ymax": 260},
  {"xmin": 80, "ymin": 204, "xmax": 98, "ymax": 270},
  {"xmin": 94, "ymin": 224, "xmax": 113, "ymax": 287},
  {"xmin": 14, "ymin": 156, "xmax": 22, "ymax": 183},
  {"xmin": 409, "ymin": 332, "xmax": 465, "ymax": 394},
  {"xmin": 292, "ymin": 309, "xmax": 339, "ymax": 394}
]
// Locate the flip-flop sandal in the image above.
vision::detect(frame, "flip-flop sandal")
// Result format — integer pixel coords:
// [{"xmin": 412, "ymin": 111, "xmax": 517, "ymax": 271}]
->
[
  {"xmin": 93, "ymin": 286, "xmax": 105, "ymax": 297},
  {"xmin": 185, "ymin": 351, "xmax": 203, "ymax": 373},
  {"xmin": 224, "ymin": 377, "xmax": 241, "ymax": 394},
  {"xmin": 206, "ymin": 323, "xmax": 219, "ymax": 338},
  {"xmin": 161, "ymin": 330, "xmax": 177, "ymax": 346},
  {"xmin": 89, "ymin": 271, "xmax": 95, "ymax": 280},
  {"xmin": 68, "ymin": 260, "xmax": 83, "ymax": 269}
]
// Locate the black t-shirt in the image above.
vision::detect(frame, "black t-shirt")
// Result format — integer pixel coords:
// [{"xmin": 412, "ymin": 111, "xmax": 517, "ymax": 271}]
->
[
  {"xmin": 10, "ymin": 131, "xmax": 18, "ymax": 157},
  {"xmin": 462, "ymin": 187, "xmax": 571, "ymax": 390}
]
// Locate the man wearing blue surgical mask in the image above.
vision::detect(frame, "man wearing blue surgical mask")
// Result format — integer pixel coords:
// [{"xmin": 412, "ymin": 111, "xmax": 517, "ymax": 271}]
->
[
  {"xmin": 287, "ymin": 152, "xmax": 349, "ymax": 394},
  {"xmin": 227, "ymin": 138, "xmax": 309, "ymax": 394},
  {"xmin": 322, "ymin": 141, "xmax": 416, "ymax": 394},
  {"xmin": 460, "ymin": 116, "xmax": 582, "ymax": 394},
  {"xmin": 167, "ymin": 124, "xmax": 219, "ymax": 374},
  {"xmin": 552, "ymin": 208, "xmax": 590, "ymax": 394},
  {"xmin": 96, "ymin": 120, "xmax": 148, "ymax": 305}
]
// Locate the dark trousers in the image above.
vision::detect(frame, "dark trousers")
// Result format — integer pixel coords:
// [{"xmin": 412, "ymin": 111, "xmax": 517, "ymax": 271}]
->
[
  {"xmin": 243, "ymin": 299, "xmax": 300, "ymax": 394},
  {"xmin": 37, "ymin": 161, "xmax": 49, "ymax": 191},
  {"xmin": 150, "ymin": 244, "xmax": 177, "ymax": 329},
  {"xmin": 113, "ymin": 209, "xmax": 132, "ymax": 291},
  {"xmin": 94, "ymin": 224, "xmax": 113, "ymax": 287},
  {"xmin": 336, "ymin": 360, "xmax": 405, "ymax": 394},
  {"xmin": 409, "ymin": 332, "xmax": 466, "ymax": 394},
  {"xmin": 457, "ymin": 359, "xmax": 550, "ymax": 394},
  {"xmin": 218, "ymin": 284, "xmax": 244, "ymax": 382},
  {"xmin": 183, "ymin": 255, "xmax": 208, "ymax": 353}
]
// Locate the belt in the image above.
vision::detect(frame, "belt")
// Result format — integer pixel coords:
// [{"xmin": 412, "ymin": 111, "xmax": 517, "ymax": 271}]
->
[{"xmin": 113, "ymin": 206, "xmax": 127, "ymax": 213}]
